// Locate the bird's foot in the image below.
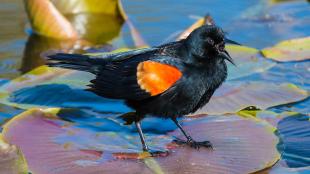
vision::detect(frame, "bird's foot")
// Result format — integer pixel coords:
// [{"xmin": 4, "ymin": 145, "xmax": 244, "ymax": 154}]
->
[
  {"xmin": 113, "ymin": 150, "xmax": 168, "ymax": 159},
  {"xmin": 173, "ymin": 137, "xmax": 213, "ymax": 150},
  {"xmin": 145, "ymin": 149, "xmax": 169, "ymax": 157}
]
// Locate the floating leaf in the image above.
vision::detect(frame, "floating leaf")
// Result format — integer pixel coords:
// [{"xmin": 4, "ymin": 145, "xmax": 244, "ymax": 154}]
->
[
  {"xmin": 51, "ymin": 0, "xmax": 127, "ymax": 18},
  {"xmin": 226, "ymin": 45, "xmax": 276, "ymax": 80},
  {"xmin": 238, "ymin": 110, "xmax": 310, "ymax": 173},
  {"xmin": 0, "ymin": 66, "xmax": 74, "ymax": 93},
  {"xmin": 0, "ymin": 135, "xmax": 28, "ymax": 174},
  {"xmin": 194, "ymin": 82, "xmax": 308, "ymax": 115},
  {"xmin": 261, "ymin": 37, "xmax": 310, "ymax": 62},
  {"xmin": 24, "ymin": 0, "xmax": 132, "ymax": 45},
  {"xmin": 2, "ymin": 108, "xmax": 279, "ymax": 174},
  {"xmin": 24, "ymin": 0, "xmax": 78, "ymax": 39},
  {"xmin": 237, "ymin": 108, "xmax": 297, "ymax": 127},
  {"xmin": 237, "ymin": 109, "xmax": 310, "ymax": 173}
]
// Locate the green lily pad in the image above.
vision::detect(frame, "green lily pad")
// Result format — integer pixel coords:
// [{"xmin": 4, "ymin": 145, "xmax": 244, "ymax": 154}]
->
[
  {"xmin": 261, "ymin": 37, "xmax": 310, "ymax": 62},
  {"xmin": 1, "ymin": 108, "xmax": 279, "ymax": 174}
]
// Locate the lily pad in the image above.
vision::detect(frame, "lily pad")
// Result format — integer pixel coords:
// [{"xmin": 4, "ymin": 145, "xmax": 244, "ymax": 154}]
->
[
  {"xmin": 24, "ymin": 0, "xmax": 128, "ymax": 44},
  {"xmin": 194, "ymin": 82, "xmax": 308, "ymax": 115},
  {"xmin": 237, "ymin": 109, "xmax": 310, "ymax": 173},
  {"xmin": 261, "ymin": 37, "xmax": 310, "ymax": 62},
  {"xmin": 24, "ymin": 0, "xmax": 78, "ymax": 39},
  {"xmin": 226, "ymin": 45, "xmax": 276, "ymax": 80},
  {"xmin": 2, "ymin": 108, "xmax": 279, "ymax": 174},
  {"xmin": 51, "ymin": 0, "xmax": 127, "ymax": 18},
  {"xmin": 0, "ymin": 135, "xmax": 28, "ymax": 174}
]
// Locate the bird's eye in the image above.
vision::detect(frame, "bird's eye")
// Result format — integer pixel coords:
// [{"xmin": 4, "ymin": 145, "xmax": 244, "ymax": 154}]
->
[{"xmin": 206, "ymin": 38, "xmax": 215, "ymax": 46}]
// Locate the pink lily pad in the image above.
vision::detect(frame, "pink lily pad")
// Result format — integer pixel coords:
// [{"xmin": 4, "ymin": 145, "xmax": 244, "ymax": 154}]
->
[
  {"xmin": 238, "ymin": 109, "xmax": 310, "ymax": 173},
  {"xmin": 2, "ymin": 108, "xmax": 280, "ymax": 174},
  {"xmin": 194, "ymin": 82, "xmax": 308, "ymax": 115},
  {"xmin": 226, "ymin": 45, "xmax": 276, "ymax": 80}
]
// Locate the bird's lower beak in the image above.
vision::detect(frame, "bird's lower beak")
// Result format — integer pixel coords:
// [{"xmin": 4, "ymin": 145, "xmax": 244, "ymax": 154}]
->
[
  {"xmin": 219, "ymin": 50, "xmax": 236, "ymax": 66},
  {"xmin": 225, "ymin": 38, "xmax": 241, "ymax": 45}
]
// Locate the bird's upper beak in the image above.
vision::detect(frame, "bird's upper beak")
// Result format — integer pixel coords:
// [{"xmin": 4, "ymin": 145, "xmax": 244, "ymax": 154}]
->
[
  {"xmin": 219, "ymin": 50, "xmax": 236, "ymax": 66},
  {"xmin": 225, "ymin": 38, "xmax": 241, "ymax": 45}
]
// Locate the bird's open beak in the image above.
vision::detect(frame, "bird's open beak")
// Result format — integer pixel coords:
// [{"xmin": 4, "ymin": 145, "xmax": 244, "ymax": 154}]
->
[
  {"xmin": 225, "ymin": 38, "xmax": 241, "ymax": 45},
  {"xmin": 219, "ymin": 50, "xmax": 236, "ymax": 66}
]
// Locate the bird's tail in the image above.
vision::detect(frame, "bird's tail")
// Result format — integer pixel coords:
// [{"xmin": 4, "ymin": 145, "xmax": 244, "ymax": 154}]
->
[{"xmin": 46, "ymin": 53, "xmax": 103, "ymax": 74}]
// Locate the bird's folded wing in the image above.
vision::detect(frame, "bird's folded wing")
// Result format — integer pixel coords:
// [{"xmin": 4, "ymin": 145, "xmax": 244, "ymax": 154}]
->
[
  {"xmin": 137, "ymin": 61, "xmax": 182, "ymax": 96},
  {"xmin": 87, "ymin": 57, "xmax": 183, "ymax": 100}
]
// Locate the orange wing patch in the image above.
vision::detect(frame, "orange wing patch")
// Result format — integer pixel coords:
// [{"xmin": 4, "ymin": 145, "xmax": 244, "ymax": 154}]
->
[{"xmin": 137, "ymin": 61, "xmax": 182, "ymax": 96}]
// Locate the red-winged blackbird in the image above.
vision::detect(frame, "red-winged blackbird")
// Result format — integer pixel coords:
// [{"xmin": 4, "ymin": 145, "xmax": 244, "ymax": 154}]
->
[{"xmin": 47, "ymin": 25, "xmax": 238, "ymax": 154}]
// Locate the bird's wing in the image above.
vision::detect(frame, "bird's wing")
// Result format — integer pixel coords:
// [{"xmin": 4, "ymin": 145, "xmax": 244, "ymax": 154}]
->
[
  {"xmin": 87, "ymin": 55, "xmax": 184, "ymax": 100},
  {"xmin": 92, "ymin": 47, "xmax": 160, "ymax": 62},
  {"xmin": 46, "ymin": 47, "xmax": 160, "ymax": 74}
]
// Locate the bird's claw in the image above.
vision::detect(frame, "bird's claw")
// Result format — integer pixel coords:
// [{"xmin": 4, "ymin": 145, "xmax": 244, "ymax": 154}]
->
[
  {"xmin": 173, "ymin": 138, "xmax": 213, "ymax": 150},
  {"xmin": 143, "ymin": 150, "xmax": 169, "ymax": 157}
]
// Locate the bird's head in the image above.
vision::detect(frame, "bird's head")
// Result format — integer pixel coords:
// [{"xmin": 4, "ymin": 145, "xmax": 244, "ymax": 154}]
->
[{"xmin": 185, "ymin": 25, "xmax": 238, "ymax": 65}]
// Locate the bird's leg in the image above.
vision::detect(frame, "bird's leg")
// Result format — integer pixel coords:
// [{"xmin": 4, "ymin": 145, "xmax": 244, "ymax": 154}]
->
[
  {"xmin": 135, "ymin": 120, "xmax": 149, "ymax": 152},
  {"xmin": 171, "ymin": 117, "xmax": 213, "ymax": 149},
  {"xmin": 134, "ymin": 114, "xmax": 169, "ymax": 157}
]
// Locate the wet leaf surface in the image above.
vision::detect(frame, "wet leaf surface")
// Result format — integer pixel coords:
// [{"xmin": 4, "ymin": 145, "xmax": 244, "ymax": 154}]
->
[
  {"xmin": 194, "ymin": 81, "xmax": 308, "ymax": 115},
  {"xmin": 2, "ymin": 108, "xmax": 279, "ymax": 174},
  {"xmin": 237, "ymin": 109, "xmax": 310, "ymax": 174},
  {"xmin": 261, "ymin": 37, "xmax": 310, "ymax": 62},
  {"xmin": 226, "ymin": 45, "xmax": 276, "ymax": 80}
]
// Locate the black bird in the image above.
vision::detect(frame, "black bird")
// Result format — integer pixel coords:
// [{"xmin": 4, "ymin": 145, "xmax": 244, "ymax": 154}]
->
[{"xmin": 47, "ymin": 25, "xmax": 237, "ymax": 154}]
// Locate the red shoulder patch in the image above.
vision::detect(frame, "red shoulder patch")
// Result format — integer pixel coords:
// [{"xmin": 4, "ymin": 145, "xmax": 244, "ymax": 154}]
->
[{"xmin": 137, "ymin": 61, "xmax": 182, "ymax": 96}]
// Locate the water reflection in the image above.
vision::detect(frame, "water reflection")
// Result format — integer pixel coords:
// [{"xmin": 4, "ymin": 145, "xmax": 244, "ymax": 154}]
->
[{"xmin": 20, "ymin": 12, "xmax": 125, "ymax": 73}]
